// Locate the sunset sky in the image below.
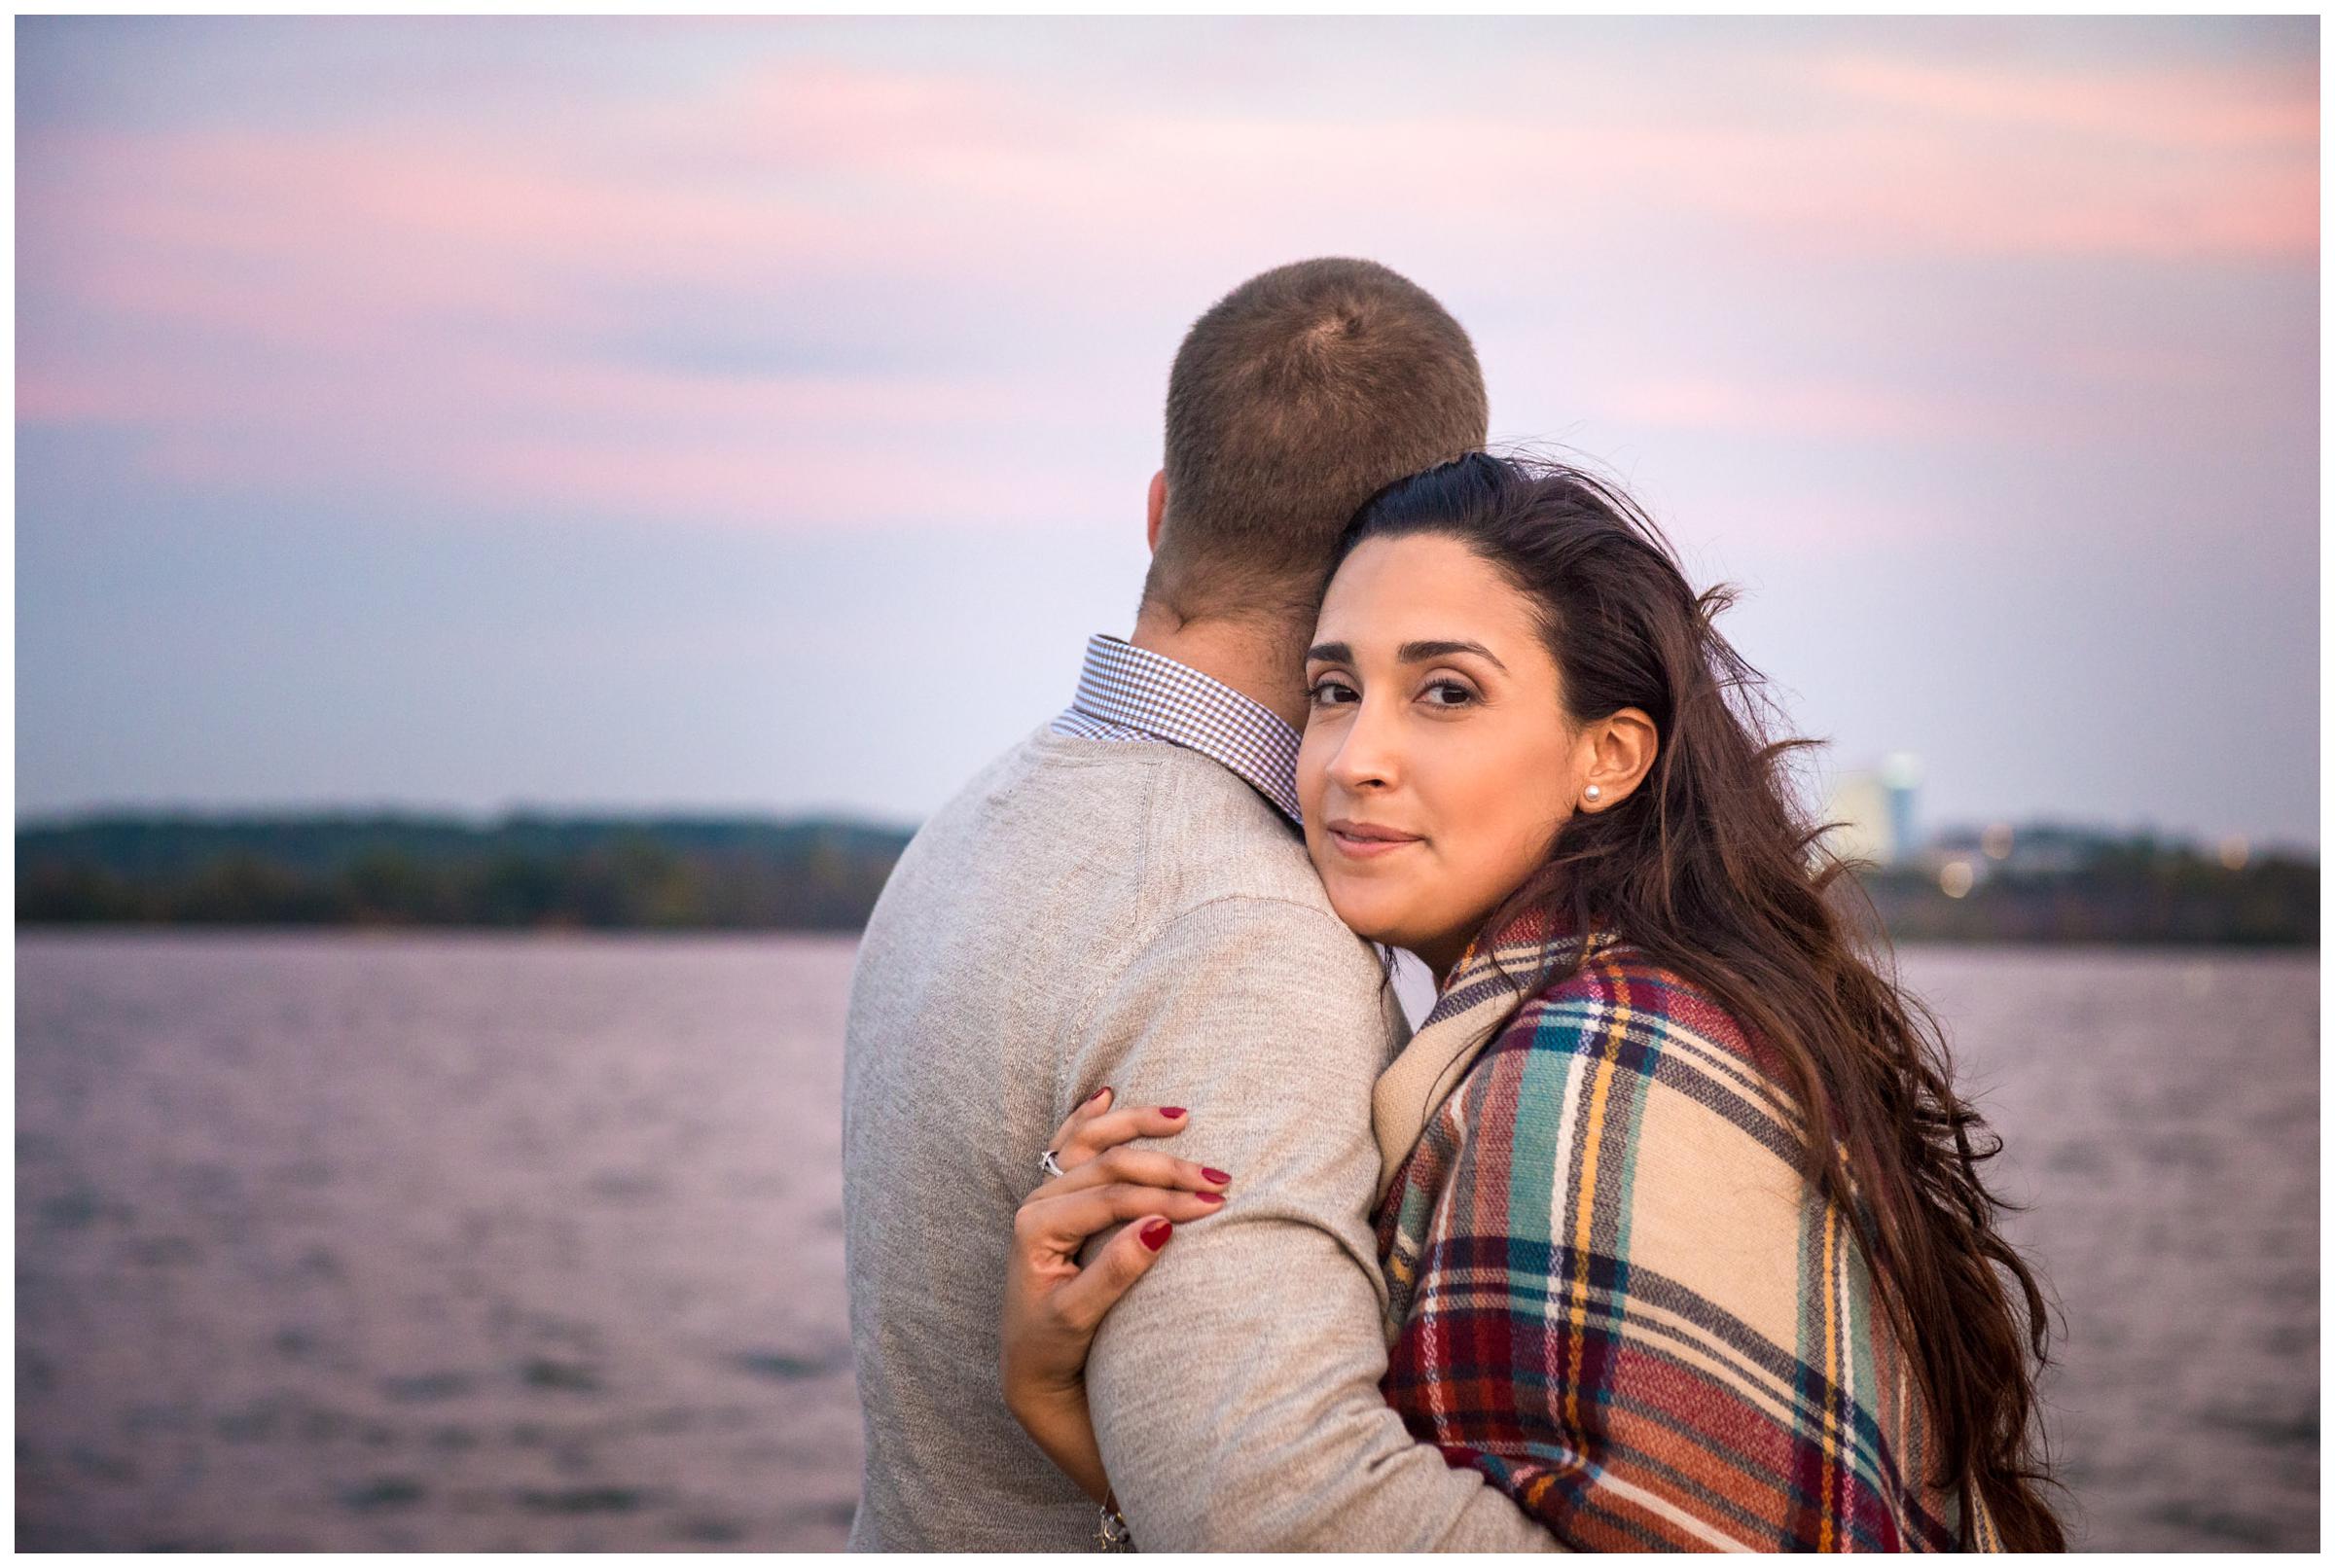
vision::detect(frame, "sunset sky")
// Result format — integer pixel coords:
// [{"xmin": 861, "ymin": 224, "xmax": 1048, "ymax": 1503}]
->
[{"xmin": 16, "ymin": 16, "xmax": 2319, "ymax": 845}]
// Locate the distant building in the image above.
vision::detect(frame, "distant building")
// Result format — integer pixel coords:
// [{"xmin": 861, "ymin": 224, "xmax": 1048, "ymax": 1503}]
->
[
  {"xmin": 1820, "ymin": 753, "xmax": 1922, "ymax": 868},
  {"xmin": 1820, "ymin": 768, "xmax": 1898, "ymax": 867},
  {"xmin": 1882, "ymin": 753, "xmax": 1922, "ymax": 866}
]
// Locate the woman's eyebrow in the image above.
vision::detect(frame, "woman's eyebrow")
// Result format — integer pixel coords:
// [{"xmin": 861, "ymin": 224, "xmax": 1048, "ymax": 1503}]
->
[
  {"xmin": 1398, "ymin": 638, "xmax": 1508, "ymax": 673},
  {"xmin": 1306, "ymin": 638, "xmax": 1511, "ymax": 673}
]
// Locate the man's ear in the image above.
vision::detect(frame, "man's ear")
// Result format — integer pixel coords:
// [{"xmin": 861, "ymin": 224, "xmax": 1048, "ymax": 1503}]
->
[{"xmin": 1146, "ymin": 469, "xmax": 1168, "ymax": 554}]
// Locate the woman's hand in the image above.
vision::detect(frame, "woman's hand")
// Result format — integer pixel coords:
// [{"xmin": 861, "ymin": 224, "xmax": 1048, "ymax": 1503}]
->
[{"xmin": 1000, "ymin": 1087, "xmax": 1232, "ymax": 1502}]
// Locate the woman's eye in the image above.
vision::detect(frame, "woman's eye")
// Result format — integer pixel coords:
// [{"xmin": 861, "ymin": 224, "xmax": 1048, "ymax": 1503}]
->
[
  {"xmin": 1309, "ymin": 678, "xmax": 1358, "ymax": 706},
  {"xmin": 1421, "ymin": 680, "xmax": 1476, "ymax": 707}
]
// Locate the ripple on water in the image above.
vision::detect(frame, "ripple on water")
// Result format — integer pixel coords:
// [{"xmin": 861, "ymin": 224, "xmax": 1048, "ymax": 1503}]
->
[
  {"xmin": 124, "ymin": 1401, "xmax": 198, "ymax": 1437},
  {"xmin": 381, "ymin": 1371, "xmax": 476, "ymax": 1403},
  {"xmin": 19, "ymin": 1347, "xmax": 57, "ymax": 1396},
  {"xmin": 2043, "ymin": 1139, "xmax": 2112, "ymax": 1177},
  {"xmin": 515, "ymin": 1484, "xmax": 654, "ymax": 1515},
  {"xmin": 785, "ymin": 1498, "xmax": 861, "ymax": 1534},
  {"xmin": 730, "ymin": 1347, "xmax": 850, "ymax": 1381},
  {"xmin": 520, "ymin": 1357, "xmax": 603, "ymax": 1393},
  {"xmin": 339, "ymin": 1477, "xmax": 427, "ymax": 1513},
  {"xmin": 297, "ymin": 1405, "xmax": 359, "ymax": 1443},
  {"xmin": 272, "ymin": 1325, "xmax": 324, "ymax": 1359},
  {"xmin": 291, "ymin": 1245, "xmax": 344, "ymax": 1281},
  {"xmin": 128, "ymin": 1235, "xmax": 201, "ymax": 1267},
  {"xmin": 2141, "ymin": 1500, "xmax": 2284, "ymax": 1550},
  {"xmin": 67, "ymin": 1447, "xmax": 139, "ymax": 1484},
  {"xmin": 38, "ymin": 1186, "xmax": 116, "ymax": 1231},
  {"xmin": 2197, "ymin": 1405, "xmax": 2319, "ymax": 1450},
  {"xmin": 271, "ymin": 1156, "xmax": 336, "ymax": 1188},
  {"xmin": 213, "ymin": 1394, "xmax": 298, "ymax": 1443},
  {"xmin": 585, "ymin": 1169, "xmax": 667, "ymax": 1203}
]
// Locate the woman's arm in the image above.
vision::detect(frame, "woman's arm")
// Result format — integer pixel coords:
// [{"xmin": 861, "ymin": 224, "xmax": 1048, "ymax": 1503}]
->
[
  {"xmin": 1063, "ymin": 902, "xmax": 1563, "ymax": 1551},
  {"xmin": 999, "ymin": 1091, "xmax": 1233, "ymax": 1501}
]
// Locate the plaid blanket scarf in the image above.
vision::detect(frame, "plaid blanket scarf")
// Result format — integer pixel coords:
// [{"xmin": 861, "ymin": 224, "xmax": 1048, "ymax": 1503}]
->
[{"xmin": 1370, "ymin": 909, "xmax": 2001, "ymax": 1551}]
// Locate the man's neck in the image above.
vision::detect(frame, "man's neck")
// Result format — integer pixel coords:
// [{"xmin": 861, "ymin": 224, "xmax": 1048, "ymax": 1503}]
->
[{"xmin": 1127, "ymin": 603, "xmax": 1311, "ymax": 731}]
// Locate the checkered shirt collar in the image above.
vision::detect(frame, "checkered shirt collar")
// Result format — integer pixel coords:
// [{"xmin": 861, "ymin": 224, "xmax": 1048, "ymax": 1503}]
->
[{"xmin": 1059, "ymin": 633, "xmax": 1303, "ymax": 824}]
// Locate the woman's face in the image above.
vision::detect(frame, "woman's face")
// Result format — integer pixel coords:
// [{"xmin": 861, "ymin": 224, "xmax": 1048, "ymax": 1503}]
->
[{"xmin": 1297, "ymin": 532, "xmax": 1582, "ymax": 978}]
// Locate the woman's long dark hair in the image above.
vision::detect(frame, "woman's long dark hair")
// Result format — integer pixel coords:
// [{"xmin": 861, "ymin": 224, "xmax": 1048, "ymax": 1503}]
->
[{"xmin": 1338, "ymin": 452, "xmax": 2065, "ymax": 1550}]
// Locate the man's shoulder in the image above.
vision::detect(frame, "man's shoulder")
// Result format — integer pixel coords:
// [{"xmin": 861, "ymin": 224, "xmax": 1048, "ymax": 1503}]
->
[
  {"xmin": 907, "ymin": 728, "xmax": 1334, "ymax": 913},
  {"xmin": 1129, "ymin": 742, "xmax": 1339, "ymax": 923},
  {"xmin": 880, "ymin": 727, "xmax": 1158, "ymax": 884},
  {"xmin": 1019, "ymin": 744, "xmax": 1397, "ymax": 1067},
  {"xmin": 907, "ymin": 725, "xmax": 1200, "ymax": 841}
]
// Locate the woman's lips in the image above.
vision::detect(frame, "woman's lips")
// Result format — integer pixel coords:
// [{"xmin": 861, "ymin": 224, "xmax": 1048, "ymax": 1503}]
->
[{"xmin": 1326, "ymin": 819, "xmax": 1424, "ymax": 860}]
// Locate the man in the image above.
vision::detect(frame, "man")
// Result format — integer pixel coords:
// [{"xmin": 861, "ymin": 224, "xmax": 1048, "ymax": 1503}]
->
[{"xmin": 841, "ymin": 258, "xmax": 1557, "ymax": 1550}]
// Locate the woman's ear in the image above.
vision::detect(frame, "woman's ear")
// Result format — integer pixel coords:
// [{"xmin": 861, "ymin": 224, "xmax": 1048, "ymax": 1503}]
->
[{"xmin": 1579, "ymin": 708, "xmax": 1658, "ymax": 810}]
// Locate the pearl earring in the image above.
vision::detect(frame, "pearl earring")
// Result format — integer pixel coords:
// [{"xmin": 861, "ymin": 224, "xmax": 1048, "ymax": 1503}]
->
[{"xmin": 1584, "ymin": 785, "xmax": 1601, "ymax": 802}]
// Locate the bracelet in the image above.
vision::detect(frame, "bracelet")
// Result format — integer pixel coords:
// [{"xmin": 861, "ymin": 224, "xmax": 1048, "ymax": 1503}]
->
[{"xmin": 1096, "ymin": 1486, "xmax": 1133, "ymax": 1551}]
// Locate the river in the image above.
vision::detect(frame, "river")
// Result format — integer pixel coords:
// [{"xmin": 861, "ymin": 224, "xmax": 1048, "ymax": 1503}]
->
[{"xmin": 15, "ymin": 933, "xmax": 2317, "ymax": 1550}]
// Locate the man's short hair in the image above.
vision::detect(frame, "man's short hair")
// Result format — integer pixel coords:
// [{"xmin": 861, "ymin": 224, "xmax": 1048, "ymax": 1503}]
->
[{"xmin": 1145, "ymin": 258, "xmax": 1489, "ymax": 622}]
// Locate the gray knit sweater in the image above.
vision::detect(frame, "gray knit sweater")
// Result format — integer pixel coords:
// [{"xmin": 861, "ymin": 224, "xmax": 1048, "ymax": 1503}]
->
[{"xmin": 841, "ymin": 727, "xmax": 1557, "ymax": 1550}]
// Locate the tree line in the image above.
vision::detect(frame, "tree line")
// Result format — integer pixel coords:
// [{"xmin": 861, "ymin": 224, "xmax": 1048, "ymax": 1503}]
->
[
  {"xmin": 18, "ymin": 814, "xmax": 914, "ymax": 931},
  {"xmin": 1845, "ymin": 839, "xmax": 2317, "ymax": 946},
  {"xmin": 16, "ymin": 813, "xmax": 2317, "ymax": 944}
]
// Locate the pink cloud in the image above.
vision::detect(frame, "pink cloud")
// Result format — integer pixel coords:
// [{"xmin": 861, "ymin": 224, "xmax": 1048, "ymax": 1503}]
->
[
  {"xmin": 16, "ymin": 35, "xmax": 2317, "ymax": 530},
  {"xmin": 1604, "ymin": 375, "xmax": 2020, "ymax": 444},
  {"xmin": 1808, "ymin": 51, "xmax": 2317, "ymax": 152}
]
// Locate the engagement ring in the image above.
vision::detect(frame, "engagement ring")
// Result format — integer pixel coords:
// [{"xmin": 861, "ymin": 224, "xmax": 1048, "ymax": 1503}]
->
[{"xmin": 1039, "ymin": 1149, "xmax": 1067, "ymax": 1182}]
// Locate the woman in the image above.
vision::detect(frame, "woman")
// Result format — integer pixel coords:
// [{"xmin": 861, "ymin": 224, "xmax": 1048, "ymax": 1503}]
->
[{"xmin": 1000, "ymin": 453, "xmax": 2064, "ymax": 1551}]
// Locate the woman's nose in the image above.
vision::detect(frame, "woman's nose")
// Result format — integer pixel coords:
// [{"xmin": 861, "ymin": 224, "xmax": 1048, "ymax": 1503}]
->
[{"xmin": 1327, "ymin": 697, "xmax": 1401, "ymax": 792}]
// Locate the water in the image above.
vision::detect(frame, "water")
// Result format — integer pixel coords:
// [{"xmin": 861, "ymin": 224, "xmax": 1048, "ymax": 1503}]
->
[
  {"xmin": 17, "ymin": 932, "xmax": 861, "ymax": 1551},
  {"xmin": 1891, "ymin": 946, "xmax": 2319, "ymax": 1552},
  {"xmin": 15, "ymin": 933, "xmax": 2318, "ymax": 1551}
]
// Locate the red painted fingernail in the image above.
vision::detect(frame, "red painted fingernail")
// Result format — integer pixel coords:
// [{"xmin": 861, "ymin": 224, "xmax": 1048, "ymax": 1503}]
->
[
  {"xmin": 1202, "ymin": 1167, "xmax": 1232, "ymax": 1185},
  {"xmin": 1195, "ymin": 1192, "xmax": 1225, "ymax": 1205},
  {"xmin": 1090, "ymin": 1086, "xmax": 1111, "ymax": 1103},
  {"xmin": 1140, "ymin": 1220, "xmax": 1173, "ymax": 1251},
  {"xmin": 1161, "ymin": 1107, "xmax": 1186, "ymax": 1119}
]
